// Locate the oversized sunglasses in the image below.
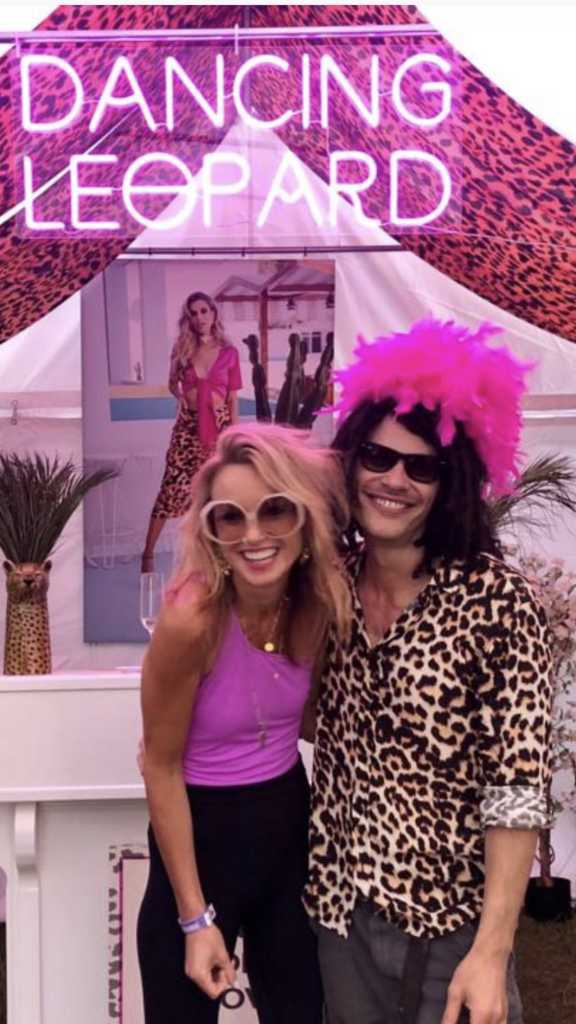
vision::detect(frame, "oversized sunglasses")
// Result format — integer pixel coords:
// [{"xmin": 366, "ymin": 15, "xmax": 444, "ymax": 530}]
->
[
  {"xmin": 200, "ymin": 492, "xmax": 305, "ymax": 545},
  {"xmin": 358, "ymin": 442, "xmax": 445, "ymax": 484}
]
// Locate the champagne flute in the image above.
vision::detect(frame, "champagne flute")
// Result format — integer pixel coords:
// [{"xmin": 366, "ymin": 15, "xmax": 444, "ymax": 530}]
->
[{"xmin": 140, "ymin": 572, "xmax": 165, "ymax": 637}]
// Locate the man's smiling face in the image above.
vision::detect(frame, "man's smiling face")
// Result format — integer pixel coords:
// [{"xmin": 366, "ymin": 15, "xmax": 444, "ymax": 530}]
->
[{"xmin": 355, "ymin": 416, "xmax": 440, "ymax": 549}]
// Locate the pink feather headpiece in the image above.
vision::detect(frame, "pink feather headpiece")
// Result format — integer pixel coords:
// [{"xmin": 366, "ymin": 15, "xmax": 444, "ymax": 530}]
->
[{"xmin": 333, "ymin": 317, "xmax": 534, "ymax": 496}]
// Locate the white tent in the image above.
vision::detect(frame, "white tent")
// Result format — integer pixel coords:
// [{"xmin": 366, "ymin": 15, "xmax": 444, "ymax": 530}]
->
[{"xmin": 0, "ymin": 120, "xmax": 575, "ymax": 882}]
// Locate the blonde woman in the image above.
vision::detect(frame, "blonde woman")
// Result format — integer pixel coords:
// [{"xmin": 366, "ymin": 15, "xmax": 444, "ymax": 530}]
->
[
  {"xmin": 137, "ymin": 423, "xmax": 350, "ymax": 1024},
  {"xmin": 141, "ymin": 292, "xmax": 242, "ymax": 571}
]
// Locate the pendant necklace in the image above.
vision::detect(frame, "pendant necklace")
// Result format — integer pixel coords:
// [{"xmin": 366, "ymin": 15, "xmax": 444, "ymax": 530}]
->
[
  {"xmin": 237, "ymin": 594, "xmax": 289, "ymax": 654},
  {"xmin": 250, "ymin": 690, "xmax": 267, "ymax": 749},
  {"xmin": 263, "ymin": 597, "xmax": 285, "ymax": 652},
  {"xmin": 237, "ymin": 595, "xmax": 289, "ymax": 748}
]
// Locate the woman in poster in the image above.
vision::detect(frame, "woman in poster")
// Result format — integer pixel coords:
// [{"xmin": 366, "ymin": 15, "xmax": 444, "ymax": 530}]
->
[
  {"xmin": 141, "ymin": 291, "xmax": 242, "ymax": 572},
  {"xmin": 137, "ymin": 422, "xmax": 350, "ymax": 1023}
]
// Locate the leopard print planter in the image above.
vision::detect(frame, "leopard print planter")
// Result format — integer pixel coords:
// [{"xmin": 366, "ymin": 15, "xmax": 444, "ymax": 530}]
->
[{"xmin": 3, "ymin": 560, "xmax": 52, "ymax": 674}]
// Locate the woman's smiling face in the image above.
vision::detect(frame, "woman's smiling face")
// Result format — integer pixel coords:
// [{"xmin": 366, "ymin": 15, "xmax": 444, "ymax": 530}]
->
[
  {"xmin": 189, "ymin": 299, "xmax": 216, "ymax": 337},
  {"xmin": 209, "ymin": 464, "xmax": 305, "ymax": 589}
]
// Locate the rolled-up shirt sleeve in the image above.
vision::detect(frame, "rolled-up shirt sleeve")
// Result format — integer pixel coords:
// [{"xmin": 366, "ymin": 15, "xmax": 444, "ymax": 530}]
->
[{"xmin": 475, "ymin": 575, "xmax": 553, "ymax": 830}]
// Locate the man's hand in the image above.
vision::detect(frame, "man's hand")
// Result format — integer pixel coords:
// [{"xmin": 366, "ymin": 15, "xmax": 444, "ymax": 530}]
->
[
  {"xmin": 184, "ymin": 926, "xmax": 237, "ymax": 1000},
  {"xmin": 440, "ymin": 949, "xmax": 508, "ymax": 1024}
]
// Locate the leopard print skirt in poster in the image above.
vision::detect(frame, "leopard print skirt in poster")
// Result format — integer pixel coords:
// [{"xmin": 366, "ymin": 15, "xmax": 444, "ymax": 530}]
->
[{"xmin": 151, "ymin": 404, "xmax": 231, "ymax": 519}]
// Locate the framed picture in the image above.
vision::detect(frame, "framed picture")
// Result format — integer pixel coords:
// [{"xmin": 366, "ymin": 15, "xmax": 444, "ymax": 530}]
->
[
  {"xmin": 108, "ymin": 846, "xmax": 259, "ymax": 1023},
  {"xmin": 82, "ymin": 257, "xmax": 335, "ymax": 642}
]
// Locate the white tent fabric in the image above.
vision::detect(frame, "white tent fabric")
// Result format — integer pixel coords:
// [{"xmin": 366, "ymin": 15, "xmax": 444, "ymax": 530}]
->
[
  {"xmin": 335, "ymin": 249, "xmax": 576, "ymax": 398},
  {"xmin": 0, "ymin": 122, "xmax": 574, "ymax": 880},
  {"xmin": 0, "ymin": 292, "xmax": 81, "ymax": 407}
]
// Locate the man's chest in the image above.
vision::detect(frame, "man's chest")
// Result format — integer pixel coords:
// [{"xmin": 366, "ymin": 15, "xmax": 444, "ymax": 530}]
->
[{"xmin": 320, "ymin": 617, "xmax": 483, "ymax": 743}]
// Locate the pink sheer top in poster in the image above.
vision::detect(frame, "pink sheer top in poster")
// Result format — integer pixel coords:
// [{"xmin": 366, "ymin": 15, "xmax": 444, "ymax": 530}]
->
[{"xmin": 181, "ymin": 345, "xmax": 242, "ymax": 444}]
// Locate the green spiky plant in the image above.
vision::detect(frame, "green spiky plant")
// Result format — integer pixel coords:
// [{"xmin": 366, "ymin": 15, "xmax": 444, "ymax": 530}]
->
[
  {"xmin": 0, "ymin": 453, "xmax": 118, "ymax": 563},
  {"xmin": 0, "ymin": 453, "xmax": 118, "ymax": 674},
  {"xmin": 489, "ymin": 453, "xmax": 576, "ymax": 537}
]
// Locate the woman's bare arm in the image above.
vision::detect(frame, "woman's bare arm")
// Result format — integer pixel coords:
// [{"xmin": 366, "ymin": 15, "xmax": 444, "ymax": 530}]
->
[
  {"xmin": 141, "ymin": 583, "xmax": 235, "ymax": 998},
  {"xmin": 168, "ymin": 348, "xmax": 181, "ymax": 399},
  {"xmin": 299, "ymin": 653, "xmax": 324, "ymax": 744},
  {"xmin": 141, "ymin": 591, "xmax": 204, "ymax": 916},
  {"xmin": 227, "ymin": 390, "xmax": 239, "ymax": 423}
]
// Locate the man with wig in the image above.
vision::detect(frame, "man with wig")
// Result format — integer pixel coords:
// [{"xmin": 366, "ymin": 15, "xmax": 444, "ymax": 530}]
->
[{"xmin": 304, "ymin": 318, "xmax": 553, "ymax": 1024}]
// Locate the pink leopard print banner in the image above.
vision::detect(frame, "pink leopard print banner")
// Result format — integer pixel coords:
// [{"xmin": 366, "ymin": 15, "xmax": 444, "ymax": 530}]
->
[{"xmin": 0, "ymin": 5, "xmax": 574, "ymax": 343}]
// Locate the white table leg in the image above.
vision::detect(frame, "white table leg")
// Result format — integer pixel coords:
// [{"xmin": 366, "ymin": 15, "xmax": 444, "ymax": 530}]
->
[{"xmin": 11, "ymin": 803, "xmax": 41, "ymax": 1024}]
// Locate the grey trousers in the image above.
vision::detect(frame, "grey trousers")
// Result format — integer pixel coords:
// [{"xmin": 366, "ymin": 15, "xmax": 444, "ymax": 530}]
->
[{"xmin": 313, "ymin": 903, "xmax": 523, "ymax": 1024}]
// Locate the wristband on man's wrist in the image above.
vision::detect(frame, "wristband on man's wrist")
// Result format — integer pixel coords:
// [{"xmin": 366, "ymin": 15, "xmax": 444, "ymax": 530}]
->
[{"xmin": 178, "ymin": 904, "xmax": 217, "ymax": 934}]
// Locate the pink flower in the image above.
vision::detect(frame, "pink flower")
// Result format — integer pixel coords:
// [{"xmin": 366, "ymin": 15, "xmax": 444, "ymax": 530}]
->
[{"xmin": 517, "ymin": 551, "xmax": 576, "ymax": 823}]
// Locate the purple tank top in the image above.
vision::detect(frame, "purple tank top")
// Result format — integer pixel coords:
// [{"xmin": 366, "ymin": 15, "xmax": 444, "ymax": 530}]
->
[{"xmin": 182, "ymin": 613, "xmax": 312, "ymax": 786}]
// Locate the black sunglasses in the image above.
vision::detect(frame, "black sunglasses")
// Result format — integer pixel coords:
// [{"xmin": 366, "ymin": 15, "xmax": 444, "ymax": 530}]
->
[{"xmin": 358, "ymin": 442, "xmax": 445, "ymax": 484}]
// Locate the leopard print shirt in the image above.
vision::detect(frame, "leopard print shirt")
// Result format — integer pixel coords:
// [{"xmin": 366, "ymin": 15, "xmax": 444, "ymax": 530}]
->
[{"xmin": 304, "ymin": 552, "xmax": 553, "ymax": 939}]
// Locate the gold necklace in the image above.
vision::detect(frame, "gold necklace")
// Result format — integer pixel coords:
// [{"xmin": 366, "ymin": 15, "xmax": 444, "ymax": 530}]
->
[
  {"xmin": 238, "ymin": 595, "xmax": 289, "ymax": 654},
  {"xmin": 237, "ymin": 595, "xmax": 289, "ymax": 748}
]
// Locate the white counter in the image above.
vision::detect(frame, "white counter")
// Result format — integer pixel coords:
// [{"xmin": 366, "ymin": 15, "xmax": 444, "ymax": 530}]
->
[{"xmin": 0, "ymin": 672, "xmax": 148, "ymax": 1024}]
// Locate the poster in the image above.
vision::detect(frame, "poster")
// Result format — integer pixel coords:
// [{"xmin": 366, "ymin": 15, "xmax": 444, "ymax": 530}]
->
[{"xmin": 82, "ymin": 258, "xmax": 335, "ymax": 642}]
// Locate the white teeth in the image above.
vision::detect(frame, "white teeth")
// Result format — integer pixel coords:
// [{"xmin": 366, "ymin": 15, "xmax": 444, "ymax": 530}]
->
[
  {"xmin": 242, "ymin": 549, "xmax": 276, "ymax": 562},
  {"xmin": 372, "ymin": 497, "xmax": 410, "ymax": 510}
]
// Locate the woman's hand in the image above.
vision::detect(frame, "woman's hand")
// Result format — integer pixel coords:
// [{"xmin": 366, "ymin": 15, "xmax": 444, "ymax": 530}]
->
[{"xmin": 184, "ymin": 926, "xmax": 237, "ymax": 999}]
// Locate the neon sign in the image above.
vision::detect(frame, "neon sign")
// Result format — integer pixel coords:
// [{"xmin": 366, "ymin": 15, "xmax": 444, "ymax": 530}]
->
[{"xmin": 14, "ymin": 48, "xmax": 459, "ymax": 235}]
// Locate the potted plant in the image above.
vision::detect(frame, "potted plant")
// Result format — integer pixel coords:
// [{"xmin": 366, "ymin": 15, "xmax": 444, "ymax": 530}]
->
[
  {"xmin": 0, "ymin": 453, "xmax": 117, "ymax": 674},
  {"xmin": 510, "ymin": 551, "xmax": 576, "ymax": 921},
  {"xmin": 490, "ymin": 454, "xmax": 576, "ymax": 920},
  {"xmin": 490, "ymin": 453, "xmax": 576, "ymax": 536}
]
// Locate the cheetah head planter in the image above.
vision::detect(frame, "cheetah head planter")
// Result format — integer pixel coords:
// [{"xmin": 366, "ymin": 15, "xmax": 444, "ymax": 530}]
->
[{"xmin": 4, "ymin": 560, "xmax": 52, "ymax": 674}]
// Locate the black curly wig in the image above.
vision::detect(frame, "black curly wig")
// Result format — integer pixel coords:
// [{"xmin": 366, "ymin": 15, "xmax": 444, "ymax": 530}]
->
[{"xmin": 332, "ymin": 398, "xmax": 501, "ymax": 574}]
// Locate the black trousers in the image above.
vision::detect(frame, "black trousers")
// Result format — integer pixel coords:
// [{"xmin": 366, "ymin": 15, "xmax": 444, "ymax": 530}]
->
[{"xmin": 137, "ymin": 759, "xmax": 324, "ymax": 1023}]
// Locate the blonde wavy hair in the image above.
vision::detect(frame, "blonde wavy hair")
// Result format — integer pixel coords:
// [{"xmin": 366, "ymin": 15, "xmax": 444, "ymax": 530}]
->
[
  {"xmin": 174, "ymin": 291, "xmax": 229, "ymax": 364},
  {"xmin": 173, "ymin": 422, "xmax": 351, "ymax": 662}
]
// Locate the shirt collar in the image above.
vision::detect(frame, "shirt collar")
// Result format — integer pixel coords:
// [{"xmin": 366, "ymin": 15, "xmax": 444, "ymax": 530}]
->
[
  {"xmin": 345, "ymin": 546, "xmax": 471, "ymax": 596},
  {"xmin": 345, "ymin": 547, "xmax": 473, "ymax": 652}
]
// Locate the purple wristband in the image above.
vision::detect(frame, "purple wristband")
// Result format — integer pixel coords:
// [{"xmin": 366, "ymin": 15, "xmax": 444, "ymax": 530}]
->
[{"xmin": 178, "ymin": 904, "xmax": 216, "ymax": 934}]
